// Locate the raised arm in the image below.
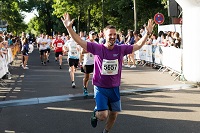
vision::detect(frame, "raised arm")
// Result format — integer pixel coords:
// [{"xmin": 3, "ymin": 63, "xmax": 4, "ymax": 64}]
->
[
  {"xmin": 61, "ymin": 13, "xmax": 87, "ymax": 50},
  {"xmin": 133, "ymin": 19, "xmax": 154, "ymax": 52}
]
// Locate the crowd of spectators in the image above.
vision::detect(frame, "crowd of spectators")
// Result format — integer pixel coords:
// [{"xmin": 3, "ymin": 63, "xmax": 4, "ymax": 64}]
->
[
  {"xmin": 0, "ymin": 26, "xmax": 182, "ymax": 78},
  {"xmin": 0, "ymin": 31, "xmax": 23, "ymax": 80}
]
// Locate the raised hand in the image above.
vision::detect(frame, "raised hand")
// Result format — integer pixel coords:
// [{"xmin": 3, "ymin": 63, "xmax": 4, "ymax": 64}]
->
[
  {"xmin": 61, "ymin": 13, "xmax": 74, "ymax": 28},
  {"xmin": 146, "ymin": 19, "xmax": 155, "ymax": 34}
]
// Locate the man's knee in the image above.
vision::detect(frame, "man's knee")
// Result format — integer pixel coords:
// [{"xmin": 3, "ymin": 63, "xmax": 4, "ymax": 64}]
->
[
  {"xmin": 84, "ymin": 75, "xmax": 89, "ymax": 81},
  {"xmin": 97, "ymin": 111, "xmax": 108, "ymax": 121}
]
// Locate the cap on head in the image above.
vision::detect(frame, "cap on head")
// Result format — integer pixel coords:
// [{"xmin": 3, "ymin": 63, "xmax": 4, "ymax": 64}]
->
[{"xmin": 89, "ymin": 31, "xmax": 95, "ymax": 35}]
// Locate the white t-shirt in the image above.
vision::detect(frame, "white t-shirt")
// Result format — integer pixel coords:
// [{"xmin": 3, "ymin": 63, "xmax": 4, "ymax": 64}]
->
[
  {"xmin": 46, "ymin": 38, "xmax": 51, "ymax": 48},
  {"xmin": 38, "ymin": 37, "xmax": 48, "ymax": 50},
  {"xmin": 99, "ymin": 37, "xmax": 104, "ymax": 44},
  {"xmin": 64, "ymin": 39, "xmax": 80, "ymax": 59},
  {"xmin": 82, "ymin": 39, "xmax": 97, "ymax": 65},
  {"xmin": 61, "ymin": 36, "xmax": 67, "ymax": 43}
]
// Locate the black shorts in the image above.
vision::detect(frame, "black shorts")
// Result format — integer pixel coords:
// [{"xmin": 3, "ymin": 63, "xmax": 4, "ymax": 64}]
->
[
  {"xmin": 46, "ymin": 48, "xmax": 51, "ymax": 53},
  {"xmin": 69, "ymin": 58, "xmax": 79, "ymax": 68},
  {"xmin": 22, "ymin": 50, "xmax": 29, "ymax": 56},
  {"xmin": 40, "ymin": 49, "xmax": 47, "ymax": 55},
  {"xmin": 55, "ymin": 52, "xmax": 63, "ymax": 57},
  {"xmin": 81, "ymin": 64, "xmax": 94, "ymax": 74}
]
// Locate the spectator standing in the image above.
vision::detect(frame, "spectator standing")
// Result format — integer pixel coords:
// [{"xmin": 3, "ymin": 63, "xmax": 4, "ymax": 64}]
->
[
  {"xmin": 22, "ymin": 38, "xmax": 29, "ymax": 69},
  {"xmin": 125, "ymin": 30, "xmax": 136, "ymax": 68}
]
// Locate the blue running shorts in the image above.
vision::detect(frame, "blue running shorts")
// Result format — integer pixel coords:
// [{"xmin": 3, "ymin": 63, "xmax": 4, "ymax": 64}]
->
[{"xmin": 94, "ymin": 86, "xmax": 121, "ymax": 112}]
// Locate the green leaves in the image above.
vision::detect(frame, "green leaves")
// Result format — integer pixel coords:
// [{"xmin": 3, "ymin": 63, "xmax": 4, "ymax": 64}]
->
[{"xmin": 1, "ymin": 0, "xmax": 169, "ymax": 36}]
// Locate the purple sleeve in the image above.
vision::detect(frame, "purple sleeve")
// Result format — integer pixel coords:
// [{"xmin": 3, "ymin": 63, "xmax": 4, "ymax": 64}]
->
[
  {"xmin": 120, "ymin": 44, "xmax": 133, "ymax": 55},
  {"xmin": 87, "ymin": 42, "xmax": 101, "ymax": 55}
]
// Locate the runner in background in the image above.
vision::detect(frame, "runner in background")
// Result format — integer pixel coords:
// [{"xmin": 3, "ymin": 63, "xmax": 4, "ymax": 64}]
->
[
  {"xmin": 46, "ymin": 35, "xmax": 52, "ymax": 63},
  {"xmin": 79, "ymin": 31, "xmax": 86, "ymax": 40},
  {"xmin": 38, "ymin": 33, "xmax": 48, "ymax": 66},
  {"xmin": 53, "ymin": 35, "xmax": 65, "ymax": 69},
  {"xmin": 63, "ymin": 37, "xmax": 81, "ymax": 88},
  {"xmin": 52, "ymin": 34, "xmax": 58, "ymax": 62},
  {"xmin": 61, "ymin": 32, "xmax": 67, "ymax": 43},
  {"xmin": 79, "ymin": 31, "xmax": 97, "ymax": 96}
]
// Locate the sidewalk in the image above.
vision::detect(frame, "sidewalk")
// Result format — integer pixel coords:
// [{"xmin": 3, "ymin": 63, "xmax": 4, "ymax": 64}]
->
[{"xmin": 0, "ymin": 48, "xmax": 200, "ymax": 133}]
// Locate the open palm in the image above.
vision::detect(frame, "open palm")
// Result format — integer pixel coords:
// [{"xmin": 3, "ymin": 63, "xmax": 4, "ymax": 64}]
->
[
  {"xmin": 146, "ymin": 19, "xmax": 155, "ymax": 33},
  {"xmin": 61, "ymin": 13, "xmax": 74, "ymax": 28}
]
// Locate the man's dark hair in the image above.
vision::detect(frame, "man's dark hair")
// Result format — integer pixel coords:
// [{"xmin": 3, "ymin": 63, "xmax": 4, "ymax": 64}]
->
[{"xmin": 104, "ymin": 25, "xmax": 116, "ymax": 31}]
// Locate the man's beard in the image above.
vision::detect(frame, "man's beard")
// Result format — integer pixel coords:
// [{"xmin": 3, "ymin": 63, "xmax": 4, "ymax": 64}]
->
[
  {"xmin": 108, "ymin": 39, "xmax": 115, "ymax": 46},
  {"xmin": 108, "ymin": 41, "xmax": 114, "ymax": 46}
]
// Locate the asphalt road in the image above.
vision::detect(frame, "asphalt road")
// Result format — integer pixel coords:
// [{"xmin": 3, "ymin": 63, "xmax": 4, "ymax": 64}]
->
[{"xmin": 0, "ymin": 47, "xmax": 199, "ymax": 133}]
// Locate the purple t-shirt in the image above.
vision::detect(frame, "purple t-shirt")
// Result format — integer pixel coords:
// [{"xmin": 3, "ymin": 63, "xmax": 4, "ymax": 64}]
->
[{"xmin": 87, "ymin": 42, "xmax": 133, "ymax": 88}]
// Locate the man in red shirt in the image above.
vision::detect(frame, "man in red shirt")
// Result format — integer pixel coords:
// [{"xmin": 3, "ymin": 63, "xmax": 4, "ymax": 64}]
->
[{"xmin": 53, "ymin": 35, "xmax": 65, "ymax": 69}]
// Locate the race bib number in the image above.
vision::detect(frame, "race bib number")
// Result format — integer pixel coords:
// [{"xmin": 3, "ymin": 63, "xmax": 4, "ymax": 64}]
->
[
  {"xmin": 57, "ymin": 43, "xmax": 63, "ymax": 47},
  {"xmin": 89, "ymin": 53, "xmax": 93, "ymax": 57},
  {"xmin": 101, "ymin": 59, "xmax": 118, "ymax": 75},
  {"xmin": 70, "ymin": 50, "xmax": 78, "ymax": 56},
  {"xmin": 88, "ymin": 53, "xmax": 94, "ymax": 60}
]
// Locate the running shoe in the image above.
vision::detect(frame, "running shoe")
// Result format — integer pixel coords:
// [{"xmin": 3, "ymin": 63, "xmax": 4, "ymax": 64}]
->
[
  {"xmin": 23, "ymin": 66, "xmax": 29, "ymax": 69},
  {"xmin": 91, "ymin": 109, "xmax": 98, "ymax": 128},
  {"xmin": 83, "ymin": 87, "xmax": 88, "ymax": 96},
  {"xmin": 72, "ymin": 82, "xmax": 76, "ymax": 88},
  {"xmin": 59, "ymin": 65, "xmax": 62, "ymax": 69},
  {"xmin": 124, "ymin": 65, "xmax": 131, "ymax": 67},
  {"xmin": 130, "ymin": 65, "xmax": 136, "ymax": 68}
]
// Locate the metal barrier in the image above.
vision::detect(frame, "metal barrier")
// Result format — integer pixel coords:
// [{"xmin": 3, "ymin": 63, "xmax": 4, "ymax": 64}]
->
[{"xmin": 0, "ymin": 44, "xmax": 19, "ymax": 86}]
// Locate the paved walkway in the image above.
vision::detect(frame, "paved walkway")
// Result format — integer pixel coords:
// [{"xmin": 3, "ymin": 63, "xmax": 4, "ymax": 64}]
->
[{"xmin": 0, "ymin": 48, "xmax": 199, "ymax": 133}]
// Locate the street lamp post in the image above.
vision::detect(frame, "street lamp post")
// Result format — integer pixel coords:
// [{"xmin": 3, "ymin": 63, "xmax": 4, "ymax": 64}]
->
[
  {"xmin": 102, "ymin": 0, "xmax": 104, "ymax": 28},
  {"xmin": 133, "ymin": 0, "xmax": 137, "ymax": 31},
  {"xmin": 0, "ymin": 1, "xmax": 2, "ymax": 31}
]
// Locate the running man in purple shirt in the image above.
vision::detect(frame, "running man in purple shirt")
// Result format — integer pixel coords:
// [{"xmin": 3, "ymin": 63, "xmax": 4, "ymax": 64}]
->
[{"xmin": 61, "ymin": 13, "xmax": 154, "ymax": 133}]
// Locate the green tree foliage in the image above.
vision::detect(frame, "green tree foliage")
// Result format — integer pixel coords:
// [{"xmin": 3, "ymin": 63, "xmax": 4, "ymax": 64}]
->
[
  {"xmin": 52, "ymin": 0, "xmax": 93, "ymax": 33},
  {"xmin": 1, "ymin": 0, "xmax": 169, "ymax": 36},
  {"xmin": 25, "ymin": 0, "xmax": 55, "ymax": 35},
  {"xmin": 26, "ymin": 17, "xmax": 43, "ymax": 36},
  {"xmin": 161, "ymin": 0, "xmax": 168, "ymax": 8},
  {"xmin": 52, "ymin": 0, "xmax": 135, "ymax": 33},
  {"xmin": 51, "ymin": 0, "xmax": 169, "ymax": 34},
  {"xmin": 135, "ymin": 0, "xmax": 169, "ymax": 29},
  {"xmin": 104, "ymin": 0, "xmax": 134, "ymax": 32},
  {"xmin": 0, "ymin": 0, "xmax": 27, "ymax": 35}
]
